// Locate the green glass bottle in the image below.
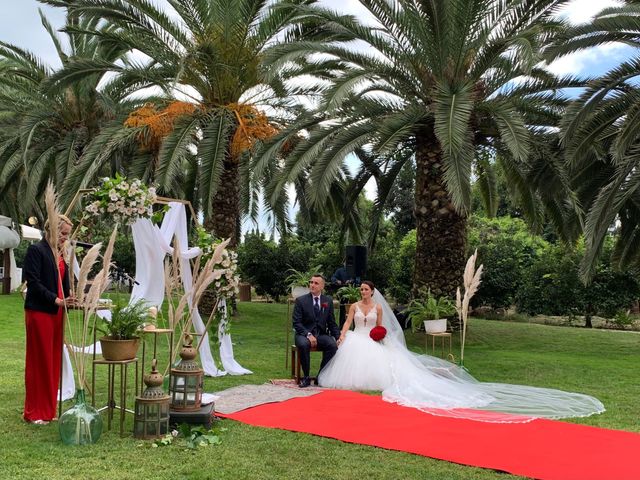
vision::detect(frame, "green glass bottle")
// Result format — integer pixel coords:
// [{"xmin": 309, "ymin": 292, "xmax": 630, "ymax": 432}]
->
[{"xmin": 59, "ymin": 389, "xmax": 103, "ymax": 445}]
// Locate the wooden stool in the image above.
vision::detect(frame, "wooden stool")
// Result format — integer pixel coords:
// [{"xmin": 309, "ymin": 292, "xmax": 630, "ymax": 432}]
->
[
  {"xmin": 91, "ymin": 358, "xmax": 139, "ymax": 436},
  {"xmin": 426, "ymin": 332, "xmax": 452, "ymax": 359},
  {"xmin": 290, "ymin": 345, "xmax": 319, "ymax": 382}
]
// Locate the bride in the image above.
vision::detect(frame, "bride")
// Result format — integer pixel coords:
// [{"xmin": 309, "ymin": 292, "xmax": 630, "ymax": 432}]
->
[{"xmin": 318, "ymin": 281, "xmax": 605, "ymax": 423}]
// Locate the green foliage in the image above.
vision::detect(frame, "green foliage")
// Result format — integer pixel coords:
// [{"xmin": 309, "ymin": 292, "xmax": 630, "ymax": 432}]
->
[
  {"xmin": 387, "ymin": 230, "xmax": 416, "ymax": 304},
  {"xmin": 96, "ymin": 299, "xmax": 149, "ymax": 340},
  {"xmin": 406, "ymin": 289, "xmax": 456, "ymax": 332},
  {"xmin": 237, "ymin": 232, "xmax": 316, "ymax": 301},
  {"xmin": 610, "ymin": 310, "xmax": 634, "ymax": 330},
  {"xmin": 152, "ymin": 424, "xmax": 225, "ymax": 449},
  {"xmin": 337, "ymin": 285, "xmax": 360, "ymax": 303},
  {"xmin": 383, "ymin": 159, "xmax": 416, "ymax": 235},
  {"xmin": 468, "ymin": 215, "xmax": 547, "ymax": 308},
  {"xmin": 285, "ymin": 264, "xmax": 323, "ymax": 289},
  {"xmin": 516, "ymin": 240, "xmax": 640, "ymax": 319}
]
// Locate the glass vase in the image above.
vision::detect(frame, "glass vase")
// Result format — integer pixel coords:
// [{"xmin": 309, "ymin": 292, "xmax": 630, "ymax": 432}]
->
[{"xmin": 59, "ymin": 389, "xmax": 103, "ymax": 445}]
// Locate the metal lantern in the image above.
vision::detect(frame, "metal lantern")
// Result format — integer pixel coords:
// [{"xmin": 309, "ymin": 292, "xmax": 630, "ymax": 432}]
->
[
  {"xmin": 169, "ymin": 334, "xmax": 203, "ymax": 411},
  {"xmin": 134, "ymin": 359, "xmax": 170, "ymax": 439}
]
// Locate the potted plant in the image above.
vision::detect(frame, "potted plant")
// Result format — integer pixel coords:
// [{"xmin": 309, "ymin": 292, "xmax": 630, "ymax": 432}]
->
[
  {"xmin": 285, "ymin": 265, "xmax": 322, "ymax": 299},
  {"xmin": 337, "ymin": 285, "xmax": 361, "ymax": 311},
  {"xmin": 406, "ymin": 290, "xmax": 456, "ymax": 333},
  {"xmin": 96, "ymin": 300, "xmax": 150, "ymax": 361}
]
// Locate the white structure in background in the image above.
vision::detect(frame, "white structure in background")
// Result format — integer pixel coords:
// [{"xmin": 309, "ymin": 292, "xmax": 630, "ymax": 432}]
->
[{"xmin": 0, "ymin": 215, "xmax": 34, "ymax": 291}]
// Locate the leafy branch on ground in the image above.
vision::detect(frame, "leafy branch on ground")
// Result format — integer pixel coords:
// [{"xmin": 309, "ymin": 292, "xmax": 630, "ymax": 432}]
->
[{"xmin": 150, "ymin": 423, "xmax": 225, "ymax": 449}]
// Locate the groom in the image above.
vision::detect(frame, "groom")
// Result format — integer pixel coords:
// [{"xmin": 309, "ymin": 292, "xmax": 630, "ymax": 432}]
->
[{"xmin": 292, "ymin": 274, "xmax": 340, "ymax": 388}]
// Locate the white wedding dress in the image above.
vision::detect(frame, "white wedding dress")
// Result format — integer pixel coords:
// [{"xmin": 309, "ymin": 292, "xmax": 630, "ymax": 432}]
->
[{"xmin": 319, "ymin": 292, "xmax": 605, "ymax": 423}]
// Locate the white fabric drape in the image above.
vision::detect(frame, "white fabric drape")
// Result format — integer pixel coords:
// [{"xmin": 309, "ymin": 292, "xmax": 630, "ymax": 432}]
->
[
  {"xmin": 218, "ymin": 299, "xmax": 252, "ymax": 374},
  {"xmin": 132, "ymin": 203, "xmax": 250, "ymax": 376}
]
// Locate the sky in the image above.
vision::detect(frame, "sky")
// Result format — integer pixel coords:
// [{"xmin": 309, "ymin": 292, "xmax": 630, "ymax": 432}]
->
[
  {"xmin": 0, "ymin": 0, "xmax": 635, "ymax": 233},
  {"xmin": 0, "ymin": 0, "xmax": 631, "ymax": 74}
]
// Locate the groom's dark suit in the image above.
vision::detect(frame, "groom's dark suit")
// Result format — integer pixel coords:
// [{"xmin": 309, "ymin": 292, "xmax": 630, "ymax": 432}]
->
[{"xmin": 293, "ymin": 292, "xmax": 340, "ymax": 381}]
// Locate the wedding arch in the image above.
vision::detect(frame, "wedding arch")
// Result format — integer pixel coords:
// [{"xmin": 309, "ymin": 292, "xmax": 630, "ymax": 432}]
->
[{"xmin": 59, "ymin": 188, "xmax": 251, "ymax": 399}]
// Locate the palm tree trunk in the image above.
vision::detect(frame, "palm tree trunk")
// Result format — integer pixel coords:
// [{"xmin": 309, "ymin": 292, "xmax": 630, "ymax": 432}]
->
[
  {"xmin": 204, "ymin": 157, "xmax": 240, "ymax": 248},
  {"xmin": 413, "ymin": 129, "xmax": 467, "ymax": 299}
]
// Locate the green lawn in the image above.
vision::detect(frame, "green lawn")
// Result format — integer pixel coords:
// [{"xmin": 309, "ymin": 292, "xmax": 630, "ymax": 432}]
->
[{"xmin": 1, "ymin": 292, "xmax": 638, "ymax": 480}]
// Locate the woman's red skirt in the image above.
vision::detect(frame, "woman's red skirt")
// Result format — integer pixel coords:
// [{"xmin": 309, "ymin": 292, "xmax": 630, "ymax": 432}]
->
[{"xmin": 24, "ymin": 308, "xmax": 63, "ymax": 422}]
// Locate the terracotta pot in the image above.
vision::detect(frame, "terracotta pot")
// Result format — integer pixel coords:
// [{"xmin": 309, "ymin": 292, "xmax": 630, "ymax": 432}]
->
[{"xmin": 100, "ymin": 336, "xmax": 140, "ymax": 361}]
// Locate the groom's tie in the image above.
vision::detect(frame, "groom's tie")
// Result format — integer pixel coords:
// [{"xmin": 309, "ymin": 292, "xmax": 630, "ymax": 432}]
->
[{"xmin": 314, "ymin": 297, "xmax": 320, "ymax": 315}]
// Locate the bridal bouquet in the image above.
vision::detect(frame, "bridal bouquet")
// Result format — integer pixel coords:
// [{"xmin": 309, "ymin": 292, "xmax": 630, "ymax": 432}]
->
[
  {"xmin": 85, "ymin": 174, "xmax": 156, "ymax": 225},
  {"xmin": 369, "ymin": 326, "xmax": 387, "ymax": 342}
]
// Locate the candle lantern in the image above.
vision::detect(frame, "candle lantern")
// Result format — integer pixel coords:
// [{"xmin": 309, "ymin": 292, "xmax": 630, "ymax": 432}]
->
[
  {"xmin": 133, "ymin": 359, "xmax": 170, "ymax": 439},
  {"xmin": 169, "ymin": 334, "xmax": 203, "ymax": 411}
]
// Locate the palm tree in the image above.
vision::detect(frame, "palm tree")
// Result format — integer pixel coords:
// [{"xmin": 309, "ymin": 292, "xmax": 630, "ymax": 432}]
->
[
  {"xmin": 0, "ymin": 9, "xmax": 133, "ymax": 221},
  {"xmin": 545, "ymin": 3, "xmax": 640, "ymax": 280},
  {"xmin": 262, "ymin": 0, "xmax": 578, "ymax": 296},
  {"xmin": 41, "ymin": 0, "xmax": 317, "ymax": 246}
]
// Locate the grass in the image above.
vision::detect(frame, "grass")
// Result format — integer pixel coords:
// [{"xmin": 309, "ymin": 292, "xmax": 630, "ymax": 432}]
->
[{"xmin": 1, "ymin": 292, "xmax": 639, "ymax": 479}]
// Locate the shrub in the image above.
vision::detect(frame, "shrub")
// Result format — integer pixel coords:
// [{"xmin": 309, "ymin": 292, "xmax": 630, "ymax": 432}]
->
[
  {"xmin": 387, "ymin": 229, "xmax": 416, "ymax": 304},
  {"xmin": 515, "ymin": 239, "xmax": 640, "ymax": 321},
  {"xmin": 468, "ymin": 215, "xmax": 546, "ymax": 308}
]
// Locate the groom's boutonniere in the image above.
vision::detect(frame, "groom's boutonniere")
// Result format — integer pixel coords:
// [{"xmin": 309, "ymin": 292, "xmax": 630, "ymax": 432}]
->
[{"xmin": 321, "ymin": 302, "xmax": 329, "ymax": 310}]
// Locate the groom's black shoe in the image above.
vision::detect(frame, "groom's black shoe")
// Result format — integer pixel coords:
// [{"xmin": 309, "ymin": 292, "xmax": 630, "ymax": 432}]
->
[
  {"xmin": 299, "ymin": 376, "xmax": 311, "ymax": 388},
  {"xmin": 313, "ymin": 378, "xmax": 319, "ymax": 386}
]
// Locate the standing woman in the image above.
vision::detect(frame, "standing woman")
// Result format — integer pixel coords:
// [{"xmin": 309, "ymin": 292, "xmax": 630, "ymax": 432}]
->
[{"xmin": 22, "ymin": 215, "xmax": 73, "ymax": 424}]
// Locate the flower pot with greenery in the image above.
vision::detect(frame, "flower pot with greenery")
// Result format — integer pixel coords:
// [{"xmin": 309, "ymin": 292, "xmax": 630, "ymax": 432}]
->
[
  {"xmin": 337, "ymin": 285, "xmax": 361, "ymax": 312},
  {"xmin": 285, "ymin": 265, "xmax": 322, "ymax": 299},
  {"xmin": 406, "ymin": 290, "xmax": 456, "ymax": 333},
  {"xmin": 97, "ymin": 300, "xmax": 150, "ymax": 361}
]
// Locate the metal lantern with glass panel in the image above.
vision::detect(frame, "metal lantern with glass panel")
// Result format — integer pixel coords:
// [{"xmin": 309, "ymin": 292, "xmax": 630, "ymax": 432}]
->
[
  {"xmin": 169, "ymin": 334, "xmax": 203, "ymax": 411},
  {"xmin": 133, "ymin": 359, "xmax": 170, "ymax": 439}
]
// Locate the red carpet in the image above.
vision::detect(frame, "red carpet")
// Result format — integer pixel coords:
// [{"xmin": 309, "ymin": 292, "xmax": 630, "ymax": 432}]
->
[{"xmin": 220, "ymin": 390, "xmax": 640, "ymax": 480}]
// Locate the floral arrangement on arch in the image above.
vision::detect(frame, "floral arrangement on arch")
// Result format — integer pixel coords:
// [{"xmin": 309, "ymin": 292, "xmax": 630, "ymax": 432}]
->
[
  {"xmin": 85, "ymin": 175, "xmax": 157, "ymax": 225},
  {"xmin": 196, "ymin": 226, "xmax": 239, "ymax": 299}
]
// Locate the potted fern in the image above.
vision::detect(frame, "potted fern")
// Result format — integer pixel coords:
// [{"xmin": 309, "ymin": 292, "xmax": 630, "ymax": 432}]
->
[
  {"xmin": 337, "ymin": 285, "xmax": 360, "ymax": 311},
  {"xmin": 96, "ymin": 300, "xmax": 151, "ymax": 361},
  {"xmin": 407, "ymin": 290, "xmax": 456, "ymax": 333},
  {"xmin": 285, "ymin": 265, "xmax": 322, "ymax": 299}
]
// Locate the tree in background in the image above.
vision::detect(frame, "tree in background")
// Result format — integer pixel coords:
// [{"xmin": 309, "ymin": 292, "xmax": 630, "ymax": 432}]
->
[
  {"xmin": 263, "ymin": 0, "xmax": 580, "ymax": 298},
  {"xmin": 40, "ymin": 0, "xmax": 312, "ymax": 246},
  {"xmin": 0, "ymin": 10, "xmax": 132, "ymax": 221},
  {"xmin": 545, "ymin": 3, "xmax": 640, "ymax": 280}
]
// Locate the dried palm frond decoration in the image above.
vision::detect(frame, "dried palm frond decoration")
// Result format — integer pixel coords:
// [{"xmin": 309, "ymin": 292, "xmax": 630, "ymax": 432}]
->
[
  {"xmin": 456, "ymin": 249, "xmax": 483, "ymax": 367},
  {"xmin": 66, "ymin": 227, "xmax": 118, "ymax": 389},
  {"xmin": 162, "ymin": 237, "xmax": 231, "ymax": 371},
  {"xmin": 44, "ymin": 182, "xmax": 60, "ymax": 252}
]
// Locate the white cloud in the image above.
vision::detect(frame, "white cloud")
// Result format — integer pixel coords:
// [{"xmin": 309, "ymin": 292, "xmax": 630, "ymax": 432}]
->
[
  {"xmin": 556, "ymin": 0, "xmax": 622, "ymax": 25},
  {"xmin": 546, "ymin": 42, "xmax": 631, "ymax": 77}
]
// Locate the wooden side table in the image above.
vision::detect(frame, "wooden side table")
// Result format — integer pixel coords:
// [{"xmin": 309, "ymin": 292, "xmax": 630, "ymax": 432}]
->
[
  {"xmin": 426, "ymin": 332, "xmax": 452, "ymax": 359},
  {"xmin": 92, "ymin": 358, "xmax": 138, "ymax": 436}
]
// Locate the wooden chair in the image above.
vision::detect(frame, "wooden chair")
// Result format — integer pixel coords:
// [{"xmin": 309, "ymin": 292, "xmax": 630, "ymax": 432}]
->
[{"xmin": 290, "ymin": 344, "xmax": 319, "ymax": 383}]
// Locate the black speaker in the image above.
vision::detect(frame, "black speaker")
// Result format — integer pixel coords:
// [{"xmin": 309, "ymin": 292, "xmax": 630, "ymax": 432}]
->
[{"xmin": 345, "ymin": 245, "xmax": 367, "ymax": 280}]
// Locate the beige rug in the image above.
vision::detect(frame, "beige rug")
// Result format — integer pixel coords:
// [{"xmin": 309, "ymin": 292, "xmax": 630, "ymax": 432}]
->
[{"xmin": 213, "ymin": 383, "xmax": 323, "ymax": 415}]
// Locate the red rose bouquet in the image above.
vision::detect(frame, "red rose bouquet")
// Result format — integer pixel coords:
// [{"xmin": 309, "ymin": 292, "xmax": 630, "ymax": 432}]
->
[{"xmin": 369, "ymin": 326, "xmax": 387, "ymax": 342}]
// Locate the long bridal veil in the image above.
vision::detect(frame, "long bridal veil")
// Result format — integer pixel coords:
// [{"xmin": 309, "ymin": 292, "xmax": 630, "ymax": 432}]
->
[{"xmin": 372, "ymin": 290, "xmax": 605, "ymax": 423}]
